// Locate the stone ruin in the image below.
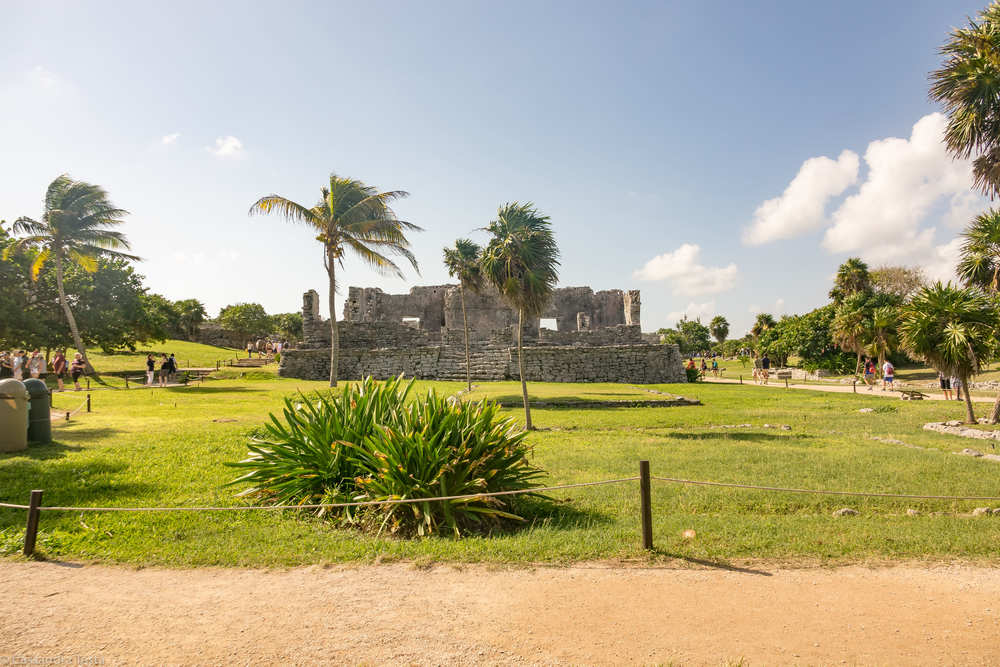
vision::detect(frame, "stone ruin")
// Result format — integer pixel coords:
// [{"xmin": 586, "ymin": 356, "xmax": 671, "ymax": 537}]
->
[{"xmin": 279, "ymin": 284, "xmax": 685, "ymax": 383}]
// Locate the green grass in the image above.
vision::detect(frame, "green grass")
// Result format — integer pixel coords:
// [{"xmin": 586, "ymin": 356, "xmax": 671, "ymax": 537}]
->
[
  {"xmin": 2, "ymin": 376, "xmax": 999, "ymax": 567},
  {"xmin": 83, "ymin": 339, "xmax": 241, "ymax": 373}
]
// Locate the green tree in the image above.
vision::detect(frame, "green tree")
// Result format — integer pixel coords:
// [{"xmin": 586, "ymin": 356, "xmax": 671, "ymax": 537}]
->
[
  {"xmin": 676, "ymin": 316, "xmax": 712, "ymax": 354},
  {"xmin": 957, "ymin": 208, "xmax": 1000, "ymax": 422},
  {"xmin": 443, "ymin": 238, "xmax": 484, "ymax": 392},
  {"xmin": 249, "ymin": 173, "xmax": 421, "ymax": 386},
  {"xmin": 900, "ymin": 283, "xmax": 999, "ymax": 423},
  {"xmin": 865, "ymin": 305, "xmax": 900, "ymax": 376},
  {"xmin": 481, "ymin": 203, "xmax": 560, "ymax": 430},
  {"xmin": 930, "ymin": 3, "xmax": 1000, "ymax": 197},
  {"xmin": 174, "ymin": 299, "xmax": 207, "ymax": 338},
  {"xmin": 709, "ymin": 315, "xmax": 729, "ymax": 344},
  {"xmin": 831, "ymin": 293, "xmax": 868, "ymax": 374},
  {"xmin": 271, "ymin": 312, "xmax": 303, "ymax": 341},
  {"xmin": 5, "ymin": 175, "xmax": 137, "ymax": 372},
  {"xmin": 870, "ymin": 265, "xmax": 926, "ymax": 300},
  {"xmin": 829, "ymin": 257, "xmax": 871, "ymax": 303},
  {"xmin": 219, "ymin": 303, "xmax": 271, "ymax": 340},
  {"xmin": 750, "ymin": 312, "xmax": 776, "ymax": 354}
]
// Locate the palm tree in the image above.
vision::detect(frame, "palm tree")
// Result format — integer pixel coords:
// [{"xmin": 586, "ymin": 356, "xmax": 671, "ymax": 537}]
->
[
  {"xmin": 480, "ymin": 203, "xmax": 560, "ymax": 430},
  {"xmin": 930, "ymin": 3, "xmax": 1000, "ymax": 198},
  {"xmin": 4, "ymin": 174, "xmax": 137, "ymax": 373},
  {"xmin": 750, "ymin": 312, "xmax": 776, "ymax": 355},
  {"xmin": 831, "ymin": 294, "xmax": 868, "ymax": 375},
  {"xmin": 709, "ymin": 315, "xmax": 729, "ymax": 345},
  {"xmin": 829, "ymin": 257, "xmax": 871, "ymax": 303},
  {"xmin": 900, "ymin": 283, "xmax": 998, "ymax": 423},
  {"xmin": 443, "ymin": 239, "xmax": 484, "ymax": 392},
  {"xmin": 249, "ymin": 173, "xmax": 422, "ymax": 386},
  {"xmin": 865, "ymin": 305, "xmax": 899, "ymax": 377},
  {"xmin": 957, "ymin": 209, "xmax": 1000, "ymax": 421}
]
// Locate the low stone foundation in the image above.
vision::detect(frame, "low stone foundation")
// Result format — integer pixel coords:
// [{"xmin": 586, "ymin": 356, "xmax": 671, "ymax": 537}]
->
[{"xmin": 279, "ymin": 343, "xmax": 686, "ymax": 384}]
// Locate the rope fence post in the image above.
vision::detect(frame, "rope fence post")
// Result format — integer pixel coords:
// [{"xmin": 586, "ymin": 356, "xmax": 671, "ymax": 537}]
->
[
  {"xmin": 639, "ymin": 460, "xmax": 653, "ymax": 550},
  {"xmin": 24, "ymin": 490, "xmax": 43, "ymax": 557},
  {"xmin": 86, "ymin": 393, "xmax": 91, "ymax": 413},
  {"xmin": 125, "ymin": 376, "xmax": 129, "ymax": 390},
  {"xmin": 65, "ymin": 411, "xmax": 69, "ymax": 421},
  {"xmin": 86, "ymin": 377, "xmax": 90, "ymax": 391}
]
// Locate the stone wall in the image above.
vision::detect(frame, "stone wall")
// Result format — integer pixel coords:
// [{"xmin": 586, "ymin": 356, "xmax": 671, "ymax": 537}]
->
[
  {"xmin": 279, "ymin": 342, "xmax": 685, "ymax": 384},
  {"xmin": 536, "ymin": 324, "xmax": 643, "ymax": 346},
  {"xmin": 193, "ymin": 322, "xmax": 246, "ymax": 349}
]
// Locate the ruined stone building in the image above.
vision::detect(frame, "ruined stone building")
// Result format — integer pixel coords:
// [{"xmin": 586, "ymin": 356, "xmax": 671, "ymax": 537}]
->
[{"xmin": 279, "ymin": 285, "xmax": 685, "ymax": 383}]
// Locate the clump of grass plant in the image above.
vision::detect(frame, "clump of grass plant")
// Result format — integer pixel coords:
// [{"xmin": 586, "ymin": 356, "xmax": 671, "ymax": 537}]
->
[{"xmin": 227, "ymin": 376, "xmax": 544, "ymax": 536}]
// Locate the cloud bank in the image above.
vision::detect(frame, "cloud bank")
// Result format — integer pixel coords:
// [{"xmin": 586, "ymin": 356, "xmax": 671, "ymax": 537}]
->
[
  {"xmin": 208, "ymin": 135, "xmax": 244, "ymax": 158},
  {"xmin": 633, "ymin": 243, "xmax": 739, "ymax": 295}
]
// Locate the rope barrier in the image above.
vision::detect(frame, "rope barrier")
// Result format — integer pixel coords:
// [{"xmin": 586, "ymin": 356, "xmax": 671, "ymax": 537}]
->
[
  {"xmin": 0, "ymin": 502, "xmax": 30, "ymax": 509},
  {"xmin": 32, "ymin": 477, "xmax": 641, "ymax": 512},
  {"xmin": 652, "ymin": 476, "xmax": 1000, "ymax": 501}
]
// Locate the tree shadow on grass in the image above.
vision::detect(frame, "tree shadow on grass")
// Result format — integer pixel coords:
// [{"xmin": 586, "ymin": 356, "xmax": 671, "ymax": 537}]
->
[
  {"xmin": 163, "ymin": 386, "xmax": 267, "ymax": 395},
  {"xmin": 0, "ymin": 457, "xmax": 156, "ymax": 528},
  {"xmin": 2, "ymin": 440, "xmax": 84, "ymax": 461},
  {"xmin": 486, "ymin": 394, "xmax": 690, "ymax": 409},
  {"xmin": 508, "ymin": 495, "xmax": 614, "ymax": 533}
]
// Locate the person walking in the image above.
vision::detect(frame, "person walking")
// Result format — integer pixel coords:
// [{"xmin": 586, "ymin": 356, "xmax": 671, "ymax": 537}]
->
[
  {"xmin": 881, "ymin": 359, "xmax": 895, "ymax": 390},
  {"xmin": 168, "ymin": 353, "xmax": 178, "ymax": 383},
  {"xmin": 0, "ymin": 351, "xmax": 10, "ymax": 379},
  {"xmin": 760, "ymin": 352, "xmax": 771, "ymax": 385},
  {"xmin": 70, "ymin": 353, "xmax": 86, "ymax": 391},
  {"xmin": 159, "ymin": 354, "xmax": 170, "ymax": 387},
  {"xmin": 939, "ymin": 371, "xmax": 953, "ymax": 401},
  {"xmin": 951, "ymin": 375, "xmax": 963, "ymax": 402},
  {"xmin": 863, "ymin": 357, "xmax": 875, "ymax": 390},
  {"xmin": 246, "ymin": 340, "xmax": 253, "ymax": 359},
  {"xmin": 146, "ymin": 354, "xmax": 155, "ymax": 386},
  {"xmin": 52, "ymin": 350, "xmax": 67, "ymax": 392}
]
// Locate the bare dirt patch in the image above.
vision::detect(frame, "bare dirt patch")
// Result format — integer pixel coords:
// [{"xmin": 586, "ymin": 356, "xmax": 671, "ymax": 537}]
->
[{"xmin": 1, "ymin": 561, "xmax": 999, "ymax": 665}]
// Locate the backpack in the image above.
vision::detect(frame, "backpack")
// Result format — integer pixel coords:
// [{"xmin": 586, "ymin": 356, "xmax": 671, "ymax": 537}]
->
[{"xmin": 884, "ymin": 362, "xmax": 894, "ymax": 375}]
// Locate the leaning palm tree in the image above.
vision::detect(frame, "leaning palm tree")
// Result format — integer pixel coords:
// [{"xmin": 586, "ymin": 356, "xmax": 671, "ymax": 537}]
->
[
  {"xmin": 900, "ymin": 283, "xmax": 998, "ymax": 423},
  {"xmin": 958, "ymin": 208, "xmax": 1000, "ymax": 421},
  {"xmin": 443, "ymin": 239, "xmax": 484, "ymax": 392},
  {"xmin": 930, "ymin": 3, "xmax": 1000, "ymax": 198},
  {"xmin": 249, "ymin": 173, "xmax": 422, "ymax": 386},
  {"xmin": 832, "ymin": 294, "xmax": 868, "ymax": 376},
  {"xmin": 480, "ymin": 203, "xmax": 560, "ymax": 430},
  {"xmin": 829, "ymin": 257, "xmax": 871, "ymax": 303},
  {"xmin": 4, "ymin": 174, "xmax": 137, "ymax": 373}
]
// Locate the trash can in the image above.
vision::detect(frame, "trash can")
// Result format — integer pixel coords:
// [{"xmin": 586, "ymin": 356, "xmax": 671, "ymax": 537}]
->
[
  {"xmin": 24, "ymin": 378, "xmax": 51, "ymax": 444},
  {"xmin": 0, "ymin": 378, "xmax": 29, "ymax": 452}
]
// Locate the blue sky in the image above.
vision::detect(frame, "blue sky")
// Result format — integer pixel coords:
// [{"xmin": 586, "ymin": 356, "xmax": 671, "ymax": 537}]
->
[{"xmin": 0, "ymin": 1, "xmax": 989, "ymax": 335}]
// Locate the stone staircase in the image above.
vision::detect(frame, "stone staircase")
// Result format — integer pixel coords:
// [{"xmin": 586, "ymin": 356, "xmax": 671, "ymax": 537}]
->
[{"xmin": 231, "ymin": 358, "xmax": 271, "ymax": 368}]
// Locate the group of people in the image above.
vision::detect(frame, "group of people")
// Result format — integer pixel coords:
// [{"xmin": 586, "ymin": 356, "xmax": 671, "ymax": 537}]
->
[
  {"xmin": 0, "ymin": 349, "xmax": 87, "ymax": 391},
  {"xmin": 860, "ymin": 357, "xmax": 896, "ymax": 390},
  {"xmin": 146, "ymin": 353, "xmax": 179, "ymax": 387},
  {"xmin": 686, "ymin": 356, "xmax": 722, "ymax": 379},
  {"xmin": 246, "ymin": 339, "xmax": 285, "ymax": 360}
]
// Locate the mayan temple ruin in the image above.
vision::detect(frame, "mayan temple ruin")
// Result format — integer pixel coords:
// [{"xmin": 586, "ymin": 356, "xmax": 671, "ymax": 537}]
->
[{"xmin": 278, "ymin": 284, "xmax": 686, "ymax": 383}]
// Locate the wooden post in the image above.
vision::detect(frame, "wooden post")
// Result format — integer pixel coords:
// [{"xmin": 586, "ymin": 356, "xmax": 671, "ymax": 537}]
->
[
  {"xmin": 785, "ymin": 377, "xmax": 789, "ymax": 389},
  {"xmin": 853, "ymin": 380, "xmax": 857, "ymax": 394},
  {"xmin": 23, "ymin": 490, "xmax": 43, "ymax": 557},
  {"xmin": 65, "ymin": 411, "xmax": 70, "ymax": 421},
  {"xmin": 639, "ymin": 460, "xmax": 653, "ymax": 550},
  {"xmin": 86, "ymin": 377, "xmax": 90, "ymax": 391},
  {"xmin": 86, "ymin": 393, "xmax": 91, "ymax": 413},
  {"xmin": 739, "ymin": 375, "xmax": 742, "ymax": 385},
  {"xmin": 125, "ymin": 376, "xmax": 129, "ymax": 390}
]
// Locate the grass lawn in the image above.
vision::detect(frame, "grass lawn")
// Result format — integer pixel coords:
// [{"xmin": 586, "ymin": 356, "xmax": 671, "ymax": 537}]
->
[
  {"xmin": 83, "ymin": 339, "xmax": 241, "ymax": 374},
  {"xmin": 2, "ymin": 374, "xmax": 999, "ymax": 567}
]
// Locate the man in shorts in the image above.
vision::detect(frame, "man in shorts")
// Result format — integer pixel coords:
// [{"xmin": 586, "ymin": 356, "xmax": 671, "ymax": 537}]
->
[
  {"xmin": 760, "ymin": 353, "xmax": 770, "ymax": 385},
  {"xmin": 938, "ymin": 372, "xmax": 952, "ymax": 400},
  {"xmin": 882, "ymin": 360, "xmax": 894, "ymax": 390}
]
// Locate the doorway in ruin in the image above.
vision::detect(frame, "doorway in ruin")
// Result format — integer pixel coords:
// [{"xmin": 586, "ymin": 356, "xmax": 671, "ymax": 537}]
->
[
  {"xmin": 401, "ymin": 317, "xmax": 421, "ymax": 330},
  {"xmin": 539, "ymin": 318, "xmax": 558, "ymax": 331}
]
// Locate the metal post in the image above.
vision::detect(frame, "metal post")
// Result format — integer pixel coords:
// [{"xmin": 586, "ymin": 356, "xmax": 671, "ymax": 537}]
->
[
  {"xmin": 86, "ymin": 393, "xmax": 91, "ymax": 413},
  {"xmin": 639, "ymin": 460, "xmax": 653, "ymax": 550},
  {"xmin": 24, "ymin": 490, "xmax": 43, "ymax": 557}
]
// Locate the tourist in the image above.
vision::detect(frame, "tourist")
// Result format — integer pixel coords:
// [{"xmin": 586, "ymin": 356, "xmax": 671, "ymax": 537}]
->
[
  {"xmin": 951, "ymin": 375, "xmax": 963, "ymax": 402},
  {"xmin": 0, "ymin": 351, "xmax": 10, "ymax": 379},
  {"xmin": 168, "ymin": 353, "xmax": 178, "ymax": 383},
  {"xmin": 760, "ymin": 353, "xmax": 771, "ymax": 385},
  {"xmin": 159, "ymin": 354, "xmax": 170, "ymax": 387},
  {"xmin": 256, "ymin": 338, "xmax": 264, "ymax": 358},
  {"xmin": 28, "ymin": 350, "xmax": 44, "ymax": 379},
  {"xmin": 52, "ymin": 350, "xmax": 67, "ymax": 392},
  {"xmin": 881, "ymin": 360, "xmax": 894, "ymax": 390},
  {"xmin": 863, "ymin": 357, "xmax": 875, "ymax": 390},
  {"xmin": 700, "ymin": 358, "xmax": 708, "ymax": 376},
  {"xmin": 246, "ymin": 341, "xmax": 253, "ymax": 358},
  {"xmin": 146, "ymin": 354, "xmax": 155, "ymax": 386},
  {"xmin": 12, "ymin": 350, "xmax": 25, "ymax": 381},
  {"xmin": 938, "ymin": 372, "xmax": 952, "ymax": 401},
  {"xmin": 275, "ymin": 340, "xmax": 282, "ymax": 356},
  {"xmin": 711, "ymin": 358, "xmax": 719, "ymax": 377},
  {"xmin": 70, "ymin": 353, "xmax": 86, "ymax": 391}
]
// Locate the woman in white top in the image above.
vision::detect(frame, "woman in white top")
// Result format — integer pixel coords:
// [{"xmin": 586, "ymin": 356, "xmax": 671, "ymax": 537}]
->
[{"xmin": 29, "ymin": 351, "xmax": 45, "ymax": 378}]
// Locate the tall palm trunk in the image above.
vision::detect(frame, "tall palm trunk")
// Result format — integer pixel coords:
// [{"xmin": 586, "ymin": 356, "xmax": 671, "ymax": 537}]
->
[
  {"xmin": 54, "ymin": 251, "xmax": 93, "ymax": 374},
  {"xmin": 987, "ymin": 392, "xmax": 1000, "ymax": 424},
  {"xmin": 517, "ymin": 308, "xmax": 532, "ymax": 430},
  {"xmin": 962, "ymin": 374, "xmax": 976, "ymax": 424},
  {"xmin": 461, "ymin": 285, "xmax": 472, "ymax": 392},
  {"xmin": 326, "ymin": 250, "xmax": 339, "ymax": 387}
]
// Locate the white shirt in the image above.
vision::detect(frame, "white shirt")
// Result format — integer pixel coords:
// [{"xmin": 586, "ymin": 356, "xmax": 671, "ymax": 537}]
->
[{"xmin": 882, "ymin": 362, "xmax": 893, "ymax": 377}]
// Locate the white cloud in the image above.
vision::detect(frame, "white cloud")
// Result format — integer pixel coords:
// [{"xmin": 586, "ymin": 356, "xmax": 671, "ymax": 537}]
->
[
  {"xmin": 746, "ymin": 113, "xmax": 990, "ymax": 281},
  {"xmin": 666, "ymin": 300, "xmax": 716, "ymax": 325},
  {"xmin": 748, "ymin": 297, "xmax": 785, "ymax": 317},
  {"xmin": 27, "ymin": 65, "xmax": 60, "ymax": 90},
  {"xmin": 208, "ymin": 135, "xmax": 244, "ymax": 158},
  {"xmin": 743, "ymin": 150, "xmax": 859, "ymax": 245},
  {"xmin": 633, "ymin": 243, "xmax": 739, "ymax": 295},
  {"xmin": 161, "ymin": 133, "xmax": 180, "ymax": 145}
]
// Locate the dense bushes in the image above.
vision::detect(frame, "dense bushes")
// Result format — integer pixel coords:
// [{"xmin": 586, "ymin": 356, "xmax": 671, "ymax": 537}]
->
[{"xmin": 227, "ymin": 376, "xmax": 544, "ymax": 536}]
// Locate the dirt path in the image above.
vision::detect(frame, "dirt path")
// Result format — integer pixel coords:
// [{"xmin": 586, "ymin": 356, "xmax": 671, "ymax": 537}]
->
[
  {"xmin": 2, "ymin": 562, "xmax": 999, "ymax": 665},
  {"xmin": 704, "ymin": 376, "xmax": 996, "ymax": 402}
]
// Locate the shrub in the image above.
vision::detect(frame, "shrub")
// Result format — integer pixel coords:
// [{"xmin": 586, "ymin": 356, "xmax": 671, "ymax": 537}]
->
[
  {"xmin": 685, "ymin": 366, "xmax": 701, "ymax": 383},
  {"xmin": 227, "ymin": 376, "xmax": 545, "ymax": 536}
]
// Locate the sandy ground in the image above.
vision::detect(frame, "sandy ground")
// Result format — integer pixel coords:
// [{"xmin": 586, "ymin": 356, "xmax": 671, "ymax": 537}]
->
[
  {"xmin": 2, "ymin": 561, "xmax": 999, "ymax": 665},
  {"xmin": 704, "ymin": 376, "xmax": 995, "ymax": 402}
]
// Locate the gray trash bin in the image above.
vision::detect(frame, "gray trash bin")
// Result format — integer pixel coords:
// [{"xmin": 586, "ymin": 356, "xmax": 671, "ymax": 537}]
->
[
  {"xmin": 24, "ymin": 378, "xmax": 51, "ymax": 444},
  {"xmin": 0, "ymin": 378, "xmax": 29, "ymax": 452}
]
